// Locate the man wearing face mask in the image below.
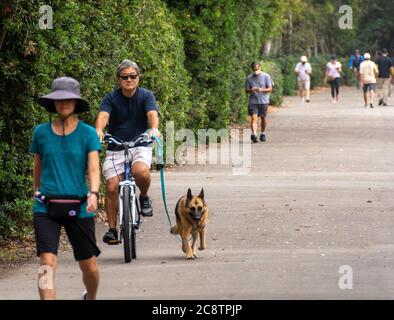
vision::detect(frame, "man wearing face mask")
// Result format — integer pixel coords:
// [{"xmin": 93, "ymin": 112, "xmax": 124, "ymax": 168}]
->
[
  {"xmin": 295, "ymin": 56, "xmax": 312, "ymax": 103},
  {"xmin": 245, "ymin": 61, "xmax": 273, "ymax": 143}
]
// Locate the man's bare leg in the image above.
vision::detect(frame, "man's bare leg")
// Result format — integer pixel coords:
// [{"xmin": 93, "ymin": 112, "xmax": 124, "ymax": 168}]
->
[
  {"xmin": 250, "ymin": 114, "xmax": 258, "ymax": 135},
  {"xmin": 105, "ymin": 176, "xmax": 123, "ymax": 229},
  {"xmin": 132, "ymin": 161, "xmax": 151, "ymax": 197}
]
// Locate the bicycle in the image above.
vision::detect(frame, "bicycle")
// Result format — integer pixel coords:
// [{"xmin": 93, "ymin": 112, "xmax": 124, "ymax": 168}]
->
[{"xmin": 102, "ymin": 132, "xmax": 154, "ymax": 263}]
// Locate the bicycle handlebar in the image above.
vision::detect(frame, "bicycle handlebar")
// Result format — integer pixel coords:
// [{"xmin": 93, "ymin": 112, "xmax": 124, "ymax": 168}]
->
[{"xmin": 102, "ymin": 132, "xmax": 154, "ymax": 148}]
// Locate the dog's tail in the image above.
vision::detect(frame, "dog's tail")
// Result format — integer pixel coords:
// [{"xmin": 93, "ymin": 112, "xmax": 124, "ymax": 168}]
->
[{"xmin": 170, "ymin": 225, "xmax": 179, "ymax": 235}]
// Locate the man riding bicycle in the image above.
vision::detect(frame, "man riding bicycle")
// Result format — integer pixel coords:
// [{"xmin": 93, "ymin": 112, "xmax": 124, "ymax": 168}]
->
[
  {"xmin": 96, "ymin": 60, "xmax": 160, "ymax": 245},
  {"xmin": 349, "ymin": 49, "xmax": 364, "ymax": 89}
]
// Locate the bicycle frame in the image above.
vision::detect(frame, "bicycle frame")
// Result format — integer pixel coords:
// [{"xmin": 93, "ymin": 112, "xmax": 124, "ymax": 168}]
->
[
  {"xmin": 118, "ymin": 146, "xmax": 138, "ymax": 230},
  {"xmin": 103, "ymin": 132, "xmax": 153, "ymax": 262}
]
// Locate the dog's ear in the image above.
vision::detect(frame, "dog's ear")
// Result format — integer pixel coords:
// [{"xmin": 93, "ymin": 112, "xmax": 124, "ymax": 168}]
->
[
  {"xmin": 198, "ymin": 188, "xmax": 204, "ymax": 200},
  {"xmin": 186, "ymin": 188, "xmax": 192, "ymax": 206},
  {"xmin": 187, "ymin": 188, "xmax": 192, "ymax": 200}
]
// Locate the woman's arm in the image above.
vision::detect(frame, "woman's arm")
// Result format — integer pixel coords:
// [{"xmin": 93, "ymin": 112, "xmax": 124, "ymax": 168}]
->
[
  {"xmin": 87, "ymin": 151, "xmax": 100, "ymax": 212},
  {"xmin": 33, "ymin": 154, "xmax": 41, "ymax": 190}
]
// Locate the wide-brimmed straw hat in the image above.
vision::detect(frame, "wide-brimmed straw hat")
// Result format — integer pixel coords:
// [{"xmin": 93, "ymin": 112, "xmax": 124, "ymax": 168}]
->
[{"xmin": 37, "ymin": 77, "xmax": 89, "ymax": 113}]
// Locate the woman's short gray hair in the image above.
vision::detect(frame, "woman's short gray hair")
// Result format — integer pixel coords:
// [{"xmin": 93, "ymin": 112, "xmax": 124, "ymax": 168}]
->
[{"xmin": 116, "ymin": 60, "xmax": 140, "ymax": 77}]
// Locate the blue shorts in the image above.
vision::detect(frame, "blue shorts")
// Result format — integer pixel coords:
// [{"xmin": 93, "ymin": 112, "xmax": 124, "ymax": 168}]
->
[
  {"xmin": 248, "ymin": 104, "xmax": 268, "ymax": 117},
  {"xmin": 363, "ymin": 83, "xmax": 377, "ymax": 93}
]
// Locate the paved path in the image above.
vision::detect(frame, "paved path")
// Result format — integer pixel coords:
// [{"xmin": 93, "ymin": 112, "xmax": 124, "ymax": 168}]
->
[{"xmin": 1, "ymin": 86, "xmax": 394, "ymax": 299}]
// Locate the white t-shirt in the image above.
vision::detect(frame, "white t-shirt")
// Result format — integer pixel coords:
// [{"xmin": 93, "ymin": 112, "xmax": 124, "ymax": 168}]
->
[
  {"xmin": 326, "ymin": 61, "xmax": 342, "ymax": 79},
  {"xmin": 295, "ymin": 62, "xmax": 312, "ymax": 81},
  {"xmin": 359, "ymin": 60, "xmax": 378, "ymax": 84}
]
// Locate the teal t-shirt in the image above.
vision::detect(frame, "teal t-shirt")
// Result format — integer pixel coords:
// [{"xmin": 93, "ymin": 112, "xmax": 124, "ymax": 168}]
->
[{"xmin": 30, "ymin": 121, "xmax": 101, "ymax": 218}]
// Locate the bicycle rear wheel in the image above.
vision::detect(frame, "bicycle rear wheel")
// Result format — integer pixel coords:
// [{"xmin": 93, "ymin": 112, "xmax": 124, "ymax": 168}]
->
[{"xmin": 122, "ymin": 185, "xmax": 132, "ymax": 263}]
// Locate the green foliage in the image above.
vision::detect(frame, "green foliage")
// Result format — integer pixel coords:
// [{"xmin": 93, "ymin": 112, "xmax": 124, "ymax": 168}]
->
[
  {"xmin": 0, "ymin": 0, "xmax": 38, "ymax": 241},
  {"xmin": 271, "ymin": 56, "xmax": 299, "ymax": 95},
  {"xmin": 260, "ymin": 60, "xmax": 283, "ymax": 106},
  {"xmin": 309, "ymin": 55, "xmax": 330, "ymax": 89},
  {"xmin": 166, "ymin": 0, "xmax": 237, "ymax": 130},
  {"xmin": 0, "ymin": 0, "xmax": 191, "ymax": 242},
  {"xmin": 357, "ymin": 0, "xmax": 394, "ymax": 53},
  {"xmin": 0, "ymin": 0, "xmax": 289, "ymax": 242},
  {"xmin": 166, "ymin": 0, "xmax": 287, "ymax": 128},
  {"xmin": 278, "ymin": 0, "xmax": 361, "ymax": 57}
]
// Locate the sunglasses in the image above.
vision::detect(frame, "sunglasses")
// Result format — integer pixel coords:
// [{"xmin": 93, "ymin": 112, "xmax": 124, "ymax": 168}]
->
[{"xmin": 119, "ymin": 74, "xmax": 139, "ymax": 80}]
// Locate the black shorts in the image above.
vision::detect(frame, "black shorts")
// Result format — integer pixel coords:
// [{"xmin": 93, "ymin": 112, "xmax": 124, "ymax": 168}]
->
[
  {"xmin": 363, "ymin": 83, "xmax": 377, "ymax": 93},
  {"xmin": 33, "ymin": 214, "xmax": 101, "ymax": 261},
  {"xmin": 248, "ymin": 104, "xmax": 268, "ymax": 117}
]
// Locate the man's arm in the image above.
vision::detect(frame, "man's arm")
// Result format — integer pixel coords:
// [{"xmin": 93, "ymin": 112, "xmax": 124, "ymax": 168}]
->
[
  {"xmin": 294, "ymin": 65, "xmax": 299, "ymax": 76},
  {"xmin": 257, "ymin": 76, "xmax": 273, "ymax": 93},
  {"xmin": 95, "ymin": 111, "xmax": 110, "ymax": 141},
  {"xmin": 359, "ymin": 65, "xmax": 364, "ymax": 85},
  {"xmin": 308, "ymin": 64, "xmax": 312, "ymax": 75},
  {"xmin": 147, "ymin": 110, "xmax": 160, "ymax": 136},
  {"xmin": 245, "ymin": 78, "xmax": 256, "ymax": 94},
  {"xmin": 33, "ymin": 154, "xmax": 41, "ymax": 190},
  {"xmin": 258, "ymin": 87, "xmax": 272, "ymax": 93},
  {"xmin": 245, "ymin": 87, "xmax": 257, "ymax": 93}
]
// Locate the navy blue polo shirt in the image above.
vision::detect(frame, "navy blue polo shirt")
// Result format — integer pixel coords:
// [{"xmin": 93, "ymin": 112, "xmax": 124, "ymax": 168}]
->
[{"xmin": 100, "ymin": 87, "xmax": 159, "ymax": 150}]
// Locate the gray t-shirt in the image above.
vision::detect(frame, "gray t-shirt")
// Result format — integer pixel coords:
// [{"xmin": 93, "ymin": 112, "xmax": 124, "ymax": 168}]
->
[{"xmin": 245, "ymin": 72, "xmax": 273, "ymax": 105}]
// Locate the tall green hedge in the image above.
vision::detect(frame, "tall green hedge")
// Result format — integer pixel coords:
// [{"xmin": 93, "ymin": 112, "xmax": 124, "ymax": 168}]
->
[
  {"xmin": 0, "ymin": 0, "xmax": 191, "ymax": 241},
  {"xmin": 0, "ymin": 0, "xmax": 287, "ymax": 242},
  {"xmin": 166, "ymin": 0, "xmax": 287, "ymax": 128}
]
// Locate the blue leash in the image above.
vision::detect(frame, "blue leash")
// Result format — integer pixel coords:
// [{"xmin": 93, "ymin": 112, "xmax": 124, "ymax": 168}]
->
[
  {"xmin": 155, "ymin": 136, "xmax": 173, "ymax": 227},
  {"xmin": 155, "ymin": 136, "xmax": 192, "ymax": 243}
]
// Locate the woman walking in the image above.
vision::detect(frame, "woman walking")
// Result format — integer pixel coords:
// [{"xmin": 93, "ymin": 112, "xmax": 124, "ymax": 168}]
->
[
  {"xmin": 31, "ymin": 77, "xmax": 101, "ymax": 300},
  {"xmin": 326, "ymin": 55, "xmax": 342, "ymax": 103}
]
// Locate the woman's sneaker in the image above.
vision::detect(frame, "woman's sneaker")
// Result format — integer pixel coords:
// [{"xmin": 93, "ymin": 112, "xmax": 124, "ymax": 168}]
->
[
  {"xmin": 259, "ymin": 133, "xmax": 266, "ymax": 142},
  {"xmin": 251, "ymin": 134, "xmax": 258, "ymax": 143},
  {"xmin": 103, "ymin": 228, "xmax": 119, "ymax": 245}
]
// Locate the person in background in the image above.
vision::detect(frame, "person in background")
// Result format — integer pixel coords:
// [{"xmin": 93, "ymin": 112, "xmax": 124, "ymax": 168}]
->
[
  {"xmin": 349, "ymin": 49, "xmax": 364, "ymax": 89},
  {"xmin": 245, "ymin": 61, "xmax": 273, "ymax": 143},
  {"xmin": 376, "ymin": 48, "xmax": 393, "ymax": 106},
  {"xmin": 326, "ymin": 55, "xmax": 342, "ymax": 103},
  {"xmin": 295, "ymin": 56, "xmax": 312, "ymax": 103},
  {"xmin": 359, "ymin": 52, "xmax": 379, "ymax": 108}
]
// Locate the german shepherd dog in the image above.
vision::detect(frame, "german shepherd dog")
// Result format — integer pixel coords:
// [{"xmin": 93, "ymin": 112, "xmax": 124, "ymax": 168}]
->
[{"xmin": 170, "ymin": 188, "xmax": 208, "ymax": 259}]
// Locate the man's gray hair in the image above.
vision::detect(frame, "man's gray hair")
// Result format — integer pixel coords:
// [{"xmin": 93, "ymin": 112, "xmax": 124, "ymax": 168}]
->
[{"xmin": 116, "ymin": 60, "xmax": 140, "ymax": 77}]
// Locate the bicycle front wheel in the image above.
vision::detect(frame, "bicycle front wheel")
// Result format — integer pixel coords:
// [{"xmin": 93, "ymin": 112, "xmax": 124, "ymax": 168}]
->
[
  {"xmin": 122, "ymin": 185, "xmax": 132, "ymax": 263},
  {"xmin": 131, "ymin": 192, "xmax": 137, "ymax": 259}
]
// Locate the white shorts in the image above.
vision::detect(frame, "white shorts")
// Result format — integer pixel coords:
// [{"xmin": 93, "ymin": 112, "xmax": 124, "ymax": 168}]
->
[{"xmin": 103, "ymin": 147, "xmax": 152, "ymax": 180}]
